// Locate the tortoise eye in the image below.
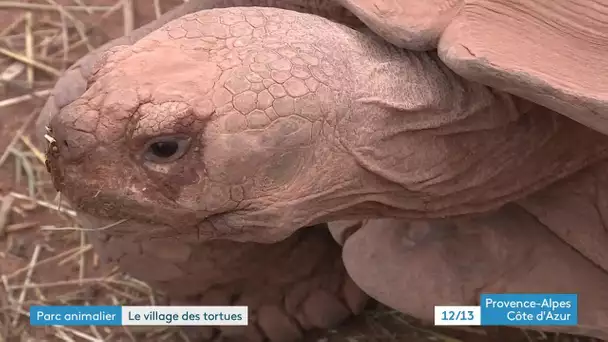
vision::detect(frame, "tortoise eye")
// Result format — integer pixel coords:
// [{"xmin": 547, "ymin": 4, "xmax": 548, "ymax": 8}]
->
[{"xmin": 143, "ymin": 135, "xmax": 191, "ymax": 163}]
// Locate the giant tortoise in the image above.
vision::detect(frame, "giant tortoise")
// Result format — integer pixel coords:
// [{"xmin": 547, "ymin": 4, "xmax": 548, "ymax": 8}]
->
[{"xmin": 37, "ymin": 0, "xmax": 608, "ymax": 340}]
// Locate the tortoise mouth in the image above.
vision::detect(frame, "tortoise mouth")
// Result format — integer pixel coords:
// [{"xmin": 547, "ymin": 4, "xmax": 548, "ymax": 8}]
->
[
  {"xmin": 77, "ymin": 210, "xmax": 262, "ymax": 245},
  {"xmin": 76, "ymin": 211, "xmax": 202, "ymax": 242},
  {"xmin": 43, "ymin": 130, "xmax": 66, "ymax": 193},
  {"xmin": 47, "ymin": 155, "xmax": 208, "ymax": 230}
]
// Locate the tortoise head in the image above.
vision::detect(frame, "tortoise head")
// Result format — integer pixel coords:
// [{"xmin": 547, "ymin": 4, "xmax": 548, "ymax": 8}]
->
[
  {"xmin": 45, "ymin": 8, "xmax": 376, "ymax": 242},
  {"xmin": 45, "ymin": 7, "xmax": 608, "ymax": 244}
]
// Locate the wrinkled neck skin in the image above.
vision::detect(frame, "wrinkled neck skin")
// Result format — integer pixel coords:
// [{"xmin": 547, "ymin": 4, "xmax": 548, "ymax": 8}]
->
[
  {"xmin": 50, "ymin": 8, "xmax": 608, "ymax": 244},
  {"xmin": 223, "ymin": 53, "xmax": 607, "ymax": 243}
]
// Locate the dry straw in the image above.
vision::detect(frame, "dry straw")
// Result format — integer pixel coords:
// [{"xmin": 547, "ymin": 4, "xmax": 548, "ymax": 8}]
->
[{"xmin": 0, "ymin": 2, "xmax": 182, "ymax": 341}]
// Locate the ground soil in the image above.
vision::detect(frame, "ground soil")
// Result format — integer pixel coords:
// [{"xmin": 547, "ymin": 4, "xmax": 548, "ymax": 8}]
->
[{"xmin": 0, "ymin": 1, "xmax": 603, "ymax": 342}]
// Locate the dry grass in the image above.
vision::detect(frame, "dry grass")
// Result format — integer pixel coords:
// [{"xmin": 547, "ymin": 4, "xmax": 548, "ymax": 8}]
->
[
  {"xmin": 0, "ymin": 2, "xmax": 188, "ymax": 341},
  {"xmin": 0, "ymin": 1, "xmax": 603, "ymax": 342}
]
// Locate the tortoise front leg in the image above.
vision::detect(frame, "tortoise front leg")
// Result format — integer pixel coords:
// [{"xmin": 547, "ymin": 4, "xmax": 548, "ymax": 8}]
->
[
  {"xmin": 339, "ymin": 161, "xmax": 608, "ymax": 340},
  {"xmin": 80, "ymin": 218, "xmax": 368, "ymax": 341}
]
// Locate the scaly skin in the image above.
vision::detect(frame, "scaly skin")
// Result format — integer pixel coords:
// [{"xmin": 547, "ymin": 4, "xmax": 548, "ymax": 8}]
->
[
  {"xmin": 42, "ymin": 7, "xmax": 608, "ymax": 341},
  {"xmin": 36, "ymin": 0, "xmax": 362, "ymax": 141},
  {"xmin": 80, "ymin": 217, "xmax": 367, "ymax": 341}
]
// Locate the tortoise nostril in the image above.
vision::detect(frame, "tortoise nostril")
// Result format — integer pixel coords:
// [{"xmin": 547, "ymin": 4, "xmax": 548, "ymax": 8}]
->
[{"xmin": 44, "ymin": 136, "xmax": 64, "ymax": 193}]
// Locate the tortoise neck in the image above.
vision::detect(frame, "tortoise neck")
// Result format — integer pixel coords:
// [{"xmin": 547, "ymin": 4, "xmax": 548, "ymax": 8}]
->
[{"xmin": 279, "ymin": 50, "xmax": 564, "ymax": 226}]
